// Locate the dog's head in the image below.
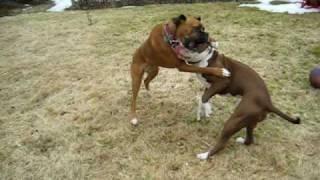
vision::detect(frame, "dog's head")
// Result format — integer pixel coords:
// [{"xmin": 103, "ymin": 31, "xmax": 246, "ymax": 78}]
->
[{"xmin": 171, "ymin": 14, "xmax": 211, "ymax": 52}]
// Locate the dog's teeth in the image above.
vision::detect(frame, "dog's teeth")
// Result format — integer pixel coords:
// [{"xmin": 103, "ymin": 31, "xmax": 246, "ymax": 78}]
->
[
  {"xmin": 222, "ymin": 68, "xmax": 231, "ymax": 77},
  {"xmin": 236, "ymin": 137, "xmax": 245, "ymax": 144},
  {"xmin": 197, "ymin": 152, "xmax": 209, "ymax": 160},
  {"xmin": 130, "ymin": 118, "xmax": 138, "ymax": 125}
]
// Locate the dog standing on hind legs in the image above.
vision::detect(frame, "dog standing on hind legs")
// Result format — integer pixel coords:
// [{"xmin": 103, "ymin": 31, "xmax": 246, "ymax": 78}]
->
[
  {"xmin": 187, "ymin": 45, "xmax": 301, "ymax": 160},
  {"xmin": 130, "ymin": 14, "xmax": 230, "ymax": 125}
]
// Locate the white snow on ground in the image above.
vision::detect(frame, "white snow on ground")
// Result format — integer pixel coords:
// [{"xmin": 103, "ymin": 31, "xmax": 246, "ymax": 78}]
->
[
  {"xmin": 240, "ymin": 0, "xmax": 320, "ymax": 14},
  {"xmin": 48, "ymin": 0, "xmax": 72, "ymax": 12}
]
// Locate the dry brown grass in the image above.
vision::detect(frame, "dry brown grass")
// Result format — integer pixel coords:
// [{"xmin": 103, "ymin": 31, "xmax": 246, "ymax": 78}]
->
[{"xmin": 0, "ymin": 3, "xmax": 320, "ymax": 179}]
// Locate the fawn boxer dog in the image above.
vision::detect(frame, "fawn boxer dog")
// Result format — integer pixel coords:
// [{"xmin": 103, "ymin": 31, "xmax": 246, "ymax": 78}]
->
[
  {"xmin": 130, "ymin": 15, "xmax": 230, "ymax": 125},
  {"xmin": 182, "ymin": 38, "xmax": 301, "ymax": 160}
]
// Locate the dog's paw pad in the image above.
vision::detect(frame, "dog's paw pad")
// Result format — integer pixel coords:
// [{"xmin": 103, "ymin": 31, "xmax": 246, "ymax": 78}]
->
[
  {"xmin": 197, "ymin": 152, "xmax": 209, "ymax": 160},
  {"xmin": 236, "ymin": 137, "xmax": 245, "ymax": 144},
  {"xmin": 130, "ymin": 118, "xmax": 138, "ymax": 125},
  {"xmin": 222, "ymin": 68, "xmax": 231, "ymax": 77}
]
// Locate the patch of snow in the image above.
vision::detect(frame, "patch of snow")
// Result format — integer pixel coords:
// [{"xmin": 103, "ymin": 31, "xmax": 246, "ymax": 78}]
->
[
  {"xmin": 121, "ymin": 6, "xmax": 137, "ymax": 8},
  {"xmin": 240, "ymin": 0, "xmax": 320, "ymax": 14},
  {"xmin": 48, "ymin": 0, "xmax": 72, "ymax": 12}
]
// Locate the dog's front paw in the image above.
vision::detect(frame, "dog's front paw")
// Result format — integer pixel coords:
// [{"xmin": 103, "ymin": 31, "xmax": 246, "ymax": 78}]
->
[
  {"xmin": 197, "ymin": 151, "xmax": 209, "ymax": 160},
  {"xmin": 202, "ymin": 102, "xmax": 212, "ymax": 117},
  {"xmin": 222, "ymin": 68, "xmax": 231, "ymax": 77},
  {"xmin": 197, "ymin": 98, "xmax": 213, "ymax": 120}
]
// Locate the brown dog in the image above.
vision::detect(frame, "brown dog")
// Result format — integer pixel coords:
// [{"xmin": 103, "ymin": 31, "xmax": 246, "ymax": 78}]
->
[
  {"xmin": 130, "ymin": 15, "xmax": 230, "ymax": 125},
  {"xmin": 186, "ymin": 44, "xmax": 301, "ymax": 160}
]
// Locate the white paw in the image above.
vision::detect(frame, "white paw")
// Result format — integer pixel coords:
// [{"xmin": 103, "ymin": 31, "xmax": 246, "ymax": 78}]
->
[
  {"xmin": 202, "ymin": 102, "xmax": 212, "ymax": 117},
  {"xmin": 130, "ymin": 118, "xmax": 138, "ymax": 125},
  {"xmin": 222, "ymin": 68, "xmax": 231, "ymax": 77},
  {"xmin": 197, "ymin": 152, "xmax": 209, "ymax": 160},
  {"xmin": 197, "ymin": 98, "xmax": 213, "ymax": 120},
  {"xmin": 236, "ymin": 137, "xmax": 245, "ymax": 144}
]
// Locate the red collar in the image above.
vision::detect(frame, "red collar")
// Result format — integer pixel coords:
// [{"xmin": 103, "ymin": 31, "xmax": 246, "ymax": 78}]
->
[{"xmin": 163, "ymin": 24, "xmax": 189, "ymax": 60}]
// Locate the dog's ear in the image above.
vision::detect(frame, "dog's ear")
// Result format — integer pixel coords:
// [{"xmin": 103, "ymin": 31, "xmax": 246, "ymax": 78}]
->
[
  {"xmin": 196, "ymin": 16, "xmax": 201, "ymax": 21},
  {"xmin": 172, "ymin": 14, "xmax": 186, "ymax": 27}
]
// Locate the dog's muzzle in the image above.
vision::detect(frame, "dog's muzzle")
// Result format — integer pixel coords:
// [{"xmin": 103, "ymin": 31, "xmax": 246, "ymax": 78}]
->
[{"xmin": 183, "ymin": 32, "xmax": 209, "ymax": 50}]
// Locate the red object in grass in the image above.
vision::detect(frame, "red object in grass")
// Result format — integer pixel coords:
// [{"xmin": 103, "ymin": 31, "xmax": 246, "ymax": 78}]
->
[
  {"xmin": 309, "ymin": 66, "xmax": 320, "ymax": 89},
  {"xmin": 301, "ymin": 0, "xmax": 320, "ymax": 8}
]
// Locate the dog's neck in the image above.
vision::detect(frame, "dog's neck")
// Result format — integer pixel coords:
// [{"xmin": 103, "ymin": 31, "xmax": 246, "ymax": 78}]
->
[
  {"xmin": 163, "ymin": 23, "xmax": 189, "ymax": 60},
  {"xmin": 184, "ymin": 45, "xmax": 216, "ymax": 65}
]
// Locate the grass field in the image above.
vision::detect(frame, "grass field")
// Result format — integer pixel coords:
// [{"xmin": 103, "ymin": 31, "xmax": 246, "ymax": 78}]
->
[{"xmin": 0, "ymin": 3, "xmax": 320, "ymax": 179}]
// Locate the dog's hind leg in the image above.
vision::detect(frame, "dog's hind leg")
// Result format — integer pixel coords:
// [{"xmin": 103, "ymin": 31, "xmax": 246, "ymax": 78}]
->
[
  {"xmin": 244, "ymin": 126, "xmax": 255, "ymax": 145},
  {"xmin": 211, "ymin": 116, "xmax": 246, "ymax": 155},
  {"xmin": 130, "ymin": 53, "xmax": 147, "ymax": 125},
  {"xmin": 236, "ymin": 112, "xmax": 266, "ymax": 145},
  {"xmin": 144, "ymin": 65, "xmax": 159, "ymax": 91},
  {"xmin": 197, "ymin": 99, "xmax": 255, "ymax": 160},
  {"xmin": 236, "ymin": 126, "xmax": 255, "ymax": 145},
  {"xmin": 197, "ymin": 115, "xmax": 246, "ymax": 160}
]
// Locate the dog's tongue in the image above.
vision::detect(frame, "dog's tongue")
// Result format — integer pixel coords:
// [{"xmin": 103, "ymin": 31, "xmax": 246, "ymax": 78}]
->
[{"xmin": 174, "ymin": 45, "xmax": 189, "ymax": 60}]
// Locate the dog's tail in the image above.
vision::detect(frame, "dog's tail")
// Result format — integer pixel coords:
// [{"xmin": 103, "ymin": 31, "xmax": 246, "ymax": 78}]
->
[{"xmin": 267, "ymin": 105, "xmax": 301, "ymax": 124}]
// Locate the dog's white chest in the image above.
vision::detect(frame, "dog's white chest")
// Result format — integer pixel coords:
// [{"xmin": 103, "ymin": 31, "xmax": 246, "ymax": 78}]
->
[
  {"xmin": 184, "ymin": 46, "xmax": 227, "ymax": 88},
  {"xmin": 190, "ymin": 49, "xmax": 213, "ymax": 88},
  {"xmin": 196, "ymin": 60, "xmax": 211, "ymax": 88}
]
